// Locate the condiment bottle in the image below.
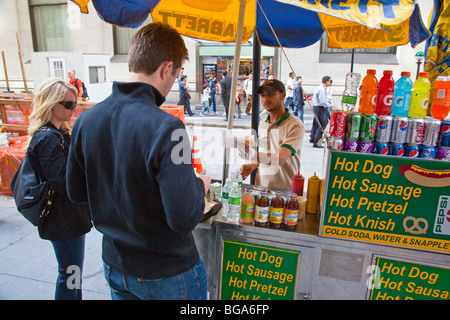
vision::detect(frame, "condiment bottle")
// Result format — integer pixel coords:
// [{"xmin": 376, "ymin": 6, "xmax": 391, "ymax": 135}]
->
[
  {"xmin": 283, "ymin": 193, "xmax": 299, "ymax": 230},
  {"xmin": 306, "ymin": 172, "xmax": 321, "ymax": 214},
  {"xmin": 254, "ymin": 191, "xmax": 270, "ymax": 227},
  {"xmin": 269, "ymin": 192, "xmax": 284, "ymax": 228},
  {"xmin": 240, "ymin": 187, "xmax": 254, "ymax": 224},
  {"xmin": 291, "ymin": 171, "xmax": 304, "ymax": 196}
]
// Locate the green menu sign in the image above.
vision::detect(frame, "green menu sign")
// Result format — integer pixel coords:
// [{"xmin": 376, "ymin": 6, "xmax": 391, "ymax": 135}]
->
[
  {"xmin": 369, "ymin": 257, "xmax": 450, "ymax": 300},
  {"xmin": 220, "ymin": 240, "xmax": 300, "ymax": 300},
  {"xmin": 321, "ymin": 151, "xmax": 450, "ymax": 253}
]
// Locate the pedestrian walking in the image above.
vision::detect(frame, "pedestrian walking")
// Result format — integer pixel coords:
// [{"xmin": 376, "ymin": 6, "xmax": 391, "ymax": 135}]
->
[
  {"xmin": 244, "ymin": 73, "xmax": 253, "ymax": 115},
  {"xmin": 220, "ymin": 70, "xmax": 232, "ymax": 121},
  {"xmin": 284, "ymin": 72, "xmax": 295, "ymax": 109},
  {"xmin": 310, "ymin": 76, "xmax": 333, "ymax": 148},
  {"xmin": 292, "ymin": 76, "xmax": 305, "ymax": 122}
]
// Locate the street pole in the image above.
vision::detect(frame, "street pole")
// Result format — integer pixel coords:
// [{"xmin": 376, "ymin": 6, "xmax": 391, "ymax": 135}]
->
[{"xmin": 222, "ymin": 0, "xmax": 247, "ymax": 184}]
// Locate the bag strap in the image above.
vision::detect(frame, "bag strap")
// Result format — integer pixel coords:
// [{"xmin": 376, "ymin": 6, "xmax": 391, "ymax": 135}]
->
[{"xmin": 28, "ymin": 127, "xmax": 65, "ymax": 182}]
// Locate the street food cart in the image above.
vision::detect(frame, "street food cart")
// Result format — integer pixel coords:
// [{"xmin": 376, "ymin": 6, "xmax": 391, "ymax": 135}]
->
[{"xmin": 194, "ymin": 150, "xmax": 450, "ymax": 300}]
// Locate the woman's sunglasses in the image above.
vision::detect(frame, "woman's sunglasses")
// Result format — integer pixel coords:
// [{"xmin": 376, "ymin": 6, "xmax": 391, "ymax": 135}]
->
[{"xmin": 57, "ymin": 101, "xmax": 77, "ymax": 110}]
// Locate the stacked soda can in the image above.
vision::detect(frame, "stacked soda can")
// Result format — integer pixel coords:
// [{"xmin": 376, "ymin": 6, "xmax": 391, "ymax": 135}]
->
[
  {"xmin": 388, "ymin": 116, "xmax": 408, "ymax": 156},
  {"xmin": 328, "ymin": 110, "xmax": 347, "ymax": 150},
  {"xmin": 355, "ymin": 113, "xmax": 376, "ymax": 153},
  {"xmin": 418, "ymin": 118, "xmax": 441, "ymax": 159},
  {"xmin": 437, "ymin": 120, "xmax": 450, "ymax": 160},
  {"xmin": 373, "ymin": 115, "xmax": 393, "ymax": 155}
]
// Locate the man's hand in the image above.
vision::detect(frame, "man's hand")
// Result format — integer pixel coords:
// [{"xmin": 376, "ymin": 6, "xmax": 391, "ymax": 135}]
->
[
  {"xmin": 197, "ymin": 174, "xmax": 211, "ymax": 194},
  {"xmin": 240, "ymin": 163, "xmax": 259, "ymax": 181}
]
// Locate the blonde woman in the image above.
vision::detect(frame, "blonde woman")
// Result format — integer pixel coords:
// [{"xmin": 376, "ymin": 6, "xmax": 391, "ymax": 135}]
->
[{"xmin": 28, "ymin": 78, "xmax": 91, "ymax": 300}]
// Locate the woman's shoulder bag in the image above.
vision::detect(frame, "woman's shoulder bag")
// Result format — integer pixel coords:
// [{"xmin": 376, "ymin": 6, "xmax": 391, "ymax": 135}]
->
[{"xmin": 10, "ymin": 127, "xmax": 64, "ymax": 227}]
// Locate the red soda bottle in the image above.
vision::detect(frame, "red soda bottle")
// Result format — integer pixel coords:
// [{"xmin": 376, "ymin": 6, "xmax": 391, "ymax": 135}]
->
[
  {"xmin": 375, "ymin": 70, "xmax": 395, "ymax": 116},
  {"xmin": 358, "ymin": 69, "xmax": 378, "ymax": 114},
  {"xmin": 431, "ymin": 76, "xmax": 450, "ymax": 120}
]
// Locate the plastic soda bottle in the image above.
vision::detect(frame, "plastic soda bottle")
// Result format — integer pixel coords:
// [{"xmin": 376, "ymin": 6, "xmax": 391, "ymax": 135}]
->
[
  {"xmin": 375, "ymin": 70, "xmax": 395, "ymax": 116},
  {"xmin": 431, "ymin": 76, "xmax": 450, "ymax": 120},
  {"xmin": 358, "ymin": 69, "xmax": 378, "ymax": 114},
  {"xmin": 228, "ymin": 182, "xmax": 241, "ymax": 223},
  {"xmin": 409, "ymin": 72, "xmax": 431, "ymax": 118},
  {"xmin": 341, "ymin": 72, "xmax": 361, "ymax": 111},
  {"xmin": 221, "ymin": 178, "xmax": 231, "ymax": 220},
  {"xmin": 391, "ymin": 71, "xmax": 413, "ymax": 117},
  {"xmin": 240, "ymin": 187, "xmax": 254, "ymax": 224}
]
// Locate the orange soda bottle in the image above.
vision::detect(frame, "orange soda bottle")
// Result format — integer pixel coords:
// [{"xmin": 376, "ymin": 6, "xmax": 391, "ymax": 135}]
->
[
  {"xmin": 358, "ymin": 69, "xmax": 378, "ymax": 114},
  {"xmin": 431, "ymin": 76, "xmax": 450, "ymax": 120}
]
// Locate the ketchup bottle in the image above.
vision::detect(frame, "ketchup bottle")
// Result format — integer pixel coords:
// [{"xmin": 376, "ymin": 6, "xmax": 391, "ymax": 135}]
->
[{"xmin": 291, "ymin": 171, "xmax": 304, "ymax": 197}]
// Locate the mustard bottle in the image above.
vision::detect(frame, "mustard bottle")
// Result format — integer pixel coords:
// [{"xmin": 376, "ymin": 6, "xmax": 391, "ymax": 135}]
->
[{"xmin": 306, "ymin": 172, "xmax": 321, "ymax": 214}]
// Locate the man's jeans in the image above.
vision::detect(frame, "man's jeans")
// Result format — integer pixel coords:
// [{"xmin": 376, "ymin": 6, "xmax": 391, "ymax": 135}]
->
[
  {"xmin": 103, "ymin": 259, "xmax": 207, "ymax": 300},
  {"xmin": 51, "ymin": 235, "xmax": 86, "ymax": 300}
]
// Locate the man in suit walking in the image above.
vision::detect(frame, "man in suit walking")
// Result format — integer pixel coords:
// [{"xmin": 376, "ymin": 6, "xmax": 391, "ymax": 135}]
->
[{"xmin": 220, "ymin": 70, "xmax": 232, "ymax": 121}]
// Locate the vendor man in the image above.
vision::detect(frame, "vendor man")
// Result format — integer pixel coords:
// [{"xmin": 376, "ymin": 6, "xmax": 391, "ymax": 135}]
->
[{"xmin": 240, "ymin": 79, "xmax": 305, "ymax": 189}]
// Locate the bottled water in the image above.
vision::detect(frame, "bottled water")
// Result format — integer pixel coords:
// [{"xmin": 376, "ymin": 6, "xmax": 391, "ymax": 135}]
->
[
  {"xmin": 342, "ymin": 72, "xmax": 361, "ymax": 111},
  {"xmin": 228, "ymin": 182, "xmax": 241, "ymax": 223},
  {"xmin": 221, "ymin": 178, "xmax": 231, "ymax": 221}
]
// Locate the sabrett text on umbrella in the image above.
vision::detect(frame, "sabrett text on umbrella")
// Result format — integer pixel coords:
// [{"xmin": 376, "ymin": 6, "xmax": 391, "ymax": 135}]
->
[
  {"xmin": 157, "ymin": 10, "xmax": 249, "ymax": 37},
  {"xmin": 327, "ymin": 24, "xmax": 407, "ymax": 44}
]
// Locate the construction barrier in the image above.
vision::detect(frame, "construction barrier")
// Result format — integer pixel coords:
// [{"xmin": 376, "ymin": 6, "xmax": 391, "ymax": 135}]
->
[
  {"xmin": 191, "ymin": 135, "xmax": 203, "ymax": 174},
  {"xmin": 160, "ymin": 105, "xmax": 185, "ymax": 124}
]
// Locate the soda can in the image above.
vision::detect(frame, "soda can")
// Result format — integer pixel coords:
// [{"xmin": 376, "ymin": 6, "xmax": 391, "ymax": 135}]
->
[
  {"xmin": 438, "ymin": 120, "xmax": 450, "ymax": 148},
  {"xmin": 391, "ymin": 116, "xmax": 409, "ymax": 144},
  {"xmin": 375, "ymin": 115, "xmax": 393, "ymax": 142},
  {"xmin": 373, "ymin": 142, "xmax": 390, "ymax": 155},
  {"xmin": 404, "ymin": 144, "xmax": 420, "ymax": 158},
  {"xmin": 390, "ymin": 143, "xmax": 405, "ymax": 156},
  {"xmin": 422, "ymin": 118, "xmax": 441, "ymax": 147},
  {"xmin": 328, "ymin": 137, "xmax": 344, "ymax": 150},
  {"xmin": 359, "ymin": 114, "xmax": 378, "ymax": 141},
  {"xmin": 344, "ymin": 140, "xmax": 359, "ymax": 152},
  {"xmin": 329, "ymin": 110, "xmax": 347, "ymax": 138},
  {"xmin": 437, "ymin": 148, "xmax": 450, "ymax": 161},
  {"xmin": 419, "ymin": 146, "xmax": 436, "ymax": 159},
  {"xmin": 359, "ymin": 141, "xmax": 374, "ymax": 153},
  {"xmin": 345, "ymin": 112, "xmax": 361, "ymax": 140},
  {"xmin": 406, "ymin": 117, "xmax": 425, "ymax": 145}
]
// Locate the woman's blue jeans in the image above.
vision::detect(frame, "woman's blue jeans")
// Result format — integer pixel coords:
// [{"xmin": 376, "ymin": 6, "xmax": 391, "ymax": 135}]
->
[
  {"xmin": 51, "ymin": 234, "xmax": 86, "ymax": 300},
  {"xmin": 103, "ymin": 259, "xmax": 207, "ymax": 300}
]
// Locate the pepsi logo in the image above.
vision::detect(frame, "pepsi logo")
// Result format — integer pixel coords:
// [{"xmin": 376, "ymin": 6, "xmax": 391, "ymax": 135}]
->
[
  {"xmin": 441, "ymin": 125, "xmax": 450, "ymax": 136},
  {"xmin": 409, "ymin": 150, "xmax": 419, "ymax": 157},
  {"xmin": 399, "ymin": 121, "xmax": 408, "ymax": 131},
  {"xmin": 447, "ymin": 210, "xmax": 450, "ymax": 223},
  {"xmin": 378, "ymin": 120, "xmax": 387, "ymax": 130},
  {"xmin": 382, "ymin": 147, "xmax": 389, "ymax": 155},
  {"xmin": 398, "ymin": 149, "xmax": 404, "ymax": 156}
]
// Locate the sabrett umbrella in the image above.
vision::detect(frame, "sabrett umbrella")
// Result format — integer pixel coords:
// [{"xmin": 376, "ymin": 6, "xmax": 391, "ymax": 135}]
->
[{"xmin": 71, "ymin": 0, "xmax": 431, "ymax": 181}]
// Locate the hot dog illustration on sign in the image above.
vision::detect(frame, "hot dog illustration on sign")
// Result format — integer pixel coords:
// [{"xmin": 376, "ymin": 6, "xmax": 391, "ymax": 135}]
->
[{"xmin": 398, "ymin": 165, "xmax": 450, "ymax": 188}]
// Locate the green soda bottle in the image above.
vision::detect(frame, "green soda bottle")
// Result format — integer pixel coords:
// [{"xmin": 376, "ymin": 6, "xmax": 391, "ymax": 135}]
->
[{"xmin": 408, "ymin": 72, "xmax": 431, "ymax": 118}]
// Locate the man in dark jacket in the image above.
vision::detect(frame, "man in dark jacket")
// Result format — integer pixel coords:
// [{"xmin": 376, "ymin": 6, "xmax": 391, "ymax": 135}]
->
[
  {"xmin": 67, "ymin": 22, "xmax": 211, "ymax": 300},
  {"xmin": 220, "ymin": 70, "xmax": 232, "ymax": 121}
]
